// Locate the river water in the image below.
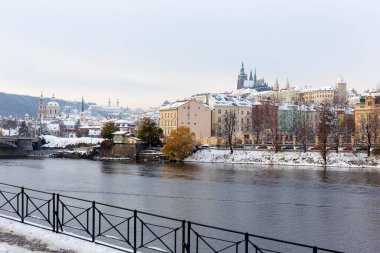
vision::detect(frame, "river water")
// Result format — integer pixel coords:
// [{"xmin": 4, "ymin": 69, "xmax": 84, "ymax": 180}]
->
[{"xmin": 0, "ymin": 158, "xmax": 379, "ymax": 252}]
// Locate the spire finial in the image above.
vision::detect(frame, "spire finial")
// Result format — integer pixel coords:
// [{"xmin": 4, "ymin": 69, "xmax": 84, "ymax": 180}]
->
[
  {"xmin": 239, "ymin": 62, "xmax": 246, "ymax": 76},
  {"xmin": 81, "ymin": 96, "xmax": 85, "ymax": 112},
  {"xmin": 338, "ymin": 74, "xmax": 345, "ymax": 83},
  {"xmin": 274, "ymin": 77, "xmax": 279, "ymax": 91}
]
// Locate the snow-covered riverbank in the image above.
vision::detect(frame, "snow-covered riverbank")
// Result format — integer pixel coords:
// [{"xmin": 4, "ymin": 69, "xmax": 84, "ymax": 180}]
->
[
  {"xmin": 185, "ymin": 149, "xmax": 380, "ymax": 169},
  {"xmin": 41, "ymin": 135, "xmax": 103, "ymax": 148}
]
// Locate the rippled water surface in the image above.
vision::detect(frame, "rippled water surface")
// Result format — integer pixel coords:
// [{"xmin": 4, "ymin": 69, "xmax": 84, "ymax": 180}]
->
[{"xmin": 1, "ymin": 158, "xmax": 380, "ymax": 252}]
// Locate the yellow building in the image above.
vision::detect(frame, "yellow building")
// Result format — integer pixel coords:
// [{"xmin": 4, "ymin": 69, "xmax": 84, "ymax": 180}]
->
[
  {"xmin": 112, "ymin": 131, "xmax": 142, "ymax": 144},
  {"xmin": 248, "ymin": 88, "xmax": 299, "ymax": 104},
  {"xmin": 159, "ymin": 100, "xmax": 212, "ymax": 138},
  {"xmin": 299, "ymin": 87, "xmax": 337, "ymax": 104},
  {"xmin": 354, "ymin": 95, "xmax": 380, "ymax": 144},
  {"xmin": 298, "ymin": 76, "xmax": 347, "ymax": 105}
]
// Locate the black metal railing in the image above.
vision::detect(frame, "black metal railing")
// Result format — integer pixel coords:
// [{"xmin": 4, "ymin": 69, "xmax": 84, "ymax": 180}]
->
[{"xmin": 0, "ymin": 182, "xmax": 344, "ymax": 253}]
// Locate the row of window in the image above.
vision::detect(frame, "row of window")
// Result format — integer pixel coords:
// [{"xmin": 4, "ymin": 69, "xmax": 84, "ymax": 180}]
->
[
  {"xmin": 162, "ymin": 112, "xmax": 177, "ymax": 118},
  {"xmin": 217, "ymin": 109, "xmax": 250, "ymax": 115},
  {"xmin": 305, "ymin": 94, "xmax": 334, "ymax": 98}
]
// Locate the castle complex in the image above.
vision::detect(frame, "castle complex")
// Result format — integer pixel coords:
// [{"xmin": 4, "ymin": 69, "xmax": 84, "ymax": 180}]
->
[{"xmin": 236, "ymin": 62, "xmax": 272, "ymax": 92}]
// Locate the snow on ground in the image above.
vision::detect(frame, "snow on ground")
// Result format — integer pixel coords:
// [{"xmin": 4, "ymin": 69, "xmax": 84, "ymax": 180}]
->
[
  {"xmin": 185, "ymin": 149, "xmax": 380, "ymax": 169},
  {"xmin": 0, "ymin": 218, "xmax": 124, "ymax": 253},
  {"xmin": 42, "ymin": 135, "xmax": 103, "ymax": 148}
]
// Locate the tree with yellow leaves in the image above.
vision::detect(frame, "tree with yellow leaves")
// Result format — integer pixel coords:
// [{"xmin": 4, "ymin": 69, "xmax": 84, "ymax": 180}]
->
[{"xmin": 162, "ymin": 126, "xmax": 195, "ymax": 161}]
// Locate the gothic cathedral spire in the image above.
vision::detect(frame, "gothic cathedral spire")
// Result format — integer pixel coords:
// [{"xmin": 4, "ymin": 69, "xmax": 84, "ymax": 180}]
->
[{"xmin": 237, "ymin": 62, "xmax": 248, "ymax": 89}]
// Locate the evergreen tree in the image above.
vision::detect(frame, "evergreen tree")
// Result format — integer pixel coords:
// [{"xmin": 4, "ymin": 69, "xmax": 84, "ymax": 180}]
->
[
  {"xmin": 136, "ymin": 117, "xmax": 163, "ymax": 147},
  {"xmin": 18, "ymin": 121, "xmax": 31, "ymax": 137},
  {"xmin": 100, "ymin": 122, "xmax": 119, "ymax": 140}
]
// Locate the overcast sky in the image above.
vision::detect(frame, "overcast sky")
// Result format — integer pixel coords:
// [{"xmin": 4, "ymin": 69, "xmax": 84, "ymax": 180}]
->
[{"xmin": 0, "ymin": 0, "xmax": 379, "ymax": 108}]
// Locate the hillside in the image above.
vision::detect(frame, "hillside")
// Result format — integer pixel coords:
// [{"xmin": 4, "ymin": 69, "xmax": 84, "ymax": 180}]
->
[{"xmin": 0, "ymin": 92, "xmax": 82, "ymax": 118}]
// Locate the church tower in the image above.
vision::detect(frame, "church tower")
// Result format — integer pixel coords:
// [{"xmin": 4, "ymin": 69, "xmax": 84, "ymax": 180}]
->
[
  {"xmin": 81, "ymin": 96, "xmax": 85, "ymax": 112},
  {"xmin": 274, "ymin": 78, "xmax": 279, "ymax": 91},
  {"xmin": 38, "ymin": 92, "xmax": 46, "ymax": 121},
  {"xmin": 237, "ymin": 62, "xmax": 247, "ymax": 89},
  {"xmin": 80, "ymin": 96, "xmax": 86, "ymax": 122},
  {"xmin": 336, "ymin": 75, "xmax": 347, "ymax": 104},
  {"xmin": 286, "ymin": 79, "xmax": 290, "ymax": 90}
]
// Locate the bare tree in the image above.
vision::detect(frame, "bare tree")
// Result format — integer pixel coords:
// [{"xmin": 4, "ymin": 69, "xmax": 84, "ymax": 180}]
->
[
  {"xmin": 217, "ymin": 110, "xmax": 237, "ymax": 154},
  {"xmin": 330, "ymin": 108, "xmax": 340, "ymax": 153},
  {"xmin": 294, "ymin": 107, "xmax": 314, "ymax": 152},
  {"xmin": 339, "ymin": 114, "xmax": 355, "ymax": 145},
  {"xmin": 359, "ymin": 112, "xmax": 380, "ymax": 157},
  {"xmin": 252, "ymin": 107, "xmax": 264, "ymax": 144},
  {"xmin": 268, "ymin": 108, "xmax": 281, "ymax": 153},
  {"xmin": 2, "ymin": 118, "xmax": 18, "ymax": 136},
  {"xmin": 318, "ymin": 104, "xmax": 335, "ymax": 165}
]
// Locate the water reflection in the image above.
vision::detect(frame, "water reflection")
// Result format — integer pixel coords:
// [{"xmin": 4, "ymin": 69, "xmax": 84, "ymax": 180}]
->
[{"xmin": 99, "ymin": 161, "xmax": 380, "ymax": 188}]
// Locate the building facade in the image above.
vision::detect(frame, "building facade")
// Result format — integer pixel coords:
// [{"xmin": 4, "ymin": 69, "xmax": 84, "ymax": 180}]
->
[
  {"xmin": 354, "ymin": 95, "xmax": 380, "ymax": 145},
  {"xmin": 298, "ymin": 87, "xmax": 337, "ymax": 104},
  {"xmin": 159, "ymin": 100, "xmax": 212, "ymax": 138}
]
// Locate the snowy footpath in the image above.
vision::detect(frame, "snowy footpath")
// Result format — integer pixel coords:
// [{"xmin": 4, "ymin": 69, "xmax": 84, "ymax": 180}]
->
[
  {"xmin": 185, "ymin": 149, "xmax": 380, "ymax": 169},
  {"xmin": 0, "ymin": 218, "xmax": 123, "ymax": 253}
]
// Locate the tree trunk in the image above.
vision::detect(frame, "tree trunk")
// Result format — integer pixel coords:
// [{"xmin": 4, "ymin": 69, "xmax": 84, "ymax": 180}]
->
[
  {"xmin": 303, "ymin": 139, "xmax": 307, "ymax": 153},
  {"xmin": 229, "ymin": 137, "xmax": 233, "ymax": 154},
  {"xmin": 368, "ymin": 145, "xmax": 371, "ymax": 157}
]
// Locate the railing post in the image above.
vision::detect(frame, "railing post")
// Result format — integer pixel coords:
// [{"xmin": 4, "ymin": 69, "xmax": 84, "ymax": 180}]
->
[
  {"xmin": 187, "ymin": 221, "xmax": 191, "ymax": 253},
  {"xmin": 182, "ymin": 220, "xmax": 186, "ymax": 253},
  {"xmin": 245, "ymin": 233, "xmax": 249, "ymax": 253},
  {"xmin": 92, "ymin": 201, "xmax": 96, "ymax": 242},
  {"xmin": 52, "ymin": 193, "xmax": 55, "ymax": 232},
  {"xmin": 313, "ymin": 246, "xmax": 318, "ymax": 253},
  {"xmin": 56, "ymin": 194, "xmax": 60, "ymax": 233},
  {"xmin": 133, "ymin": 210, "xmax": 137, "ymax": 253},
  {"xmin": 21, "ymin": 187, "xmax": 24, "ymax": 223}
]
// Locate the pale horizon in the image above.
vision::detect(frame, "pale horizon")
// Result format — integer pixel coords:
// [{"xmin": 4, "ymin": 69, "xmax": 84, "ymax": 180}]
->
[{"xmin": 0, "ymin": 0, "xmax": 379, "ymax": 108}]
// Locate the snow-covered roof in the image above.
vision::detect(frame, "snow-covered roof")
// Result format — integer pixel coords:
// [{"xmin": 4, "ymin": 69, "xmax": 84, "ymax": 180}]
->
[
  {"xmin": 62, "ymin": 121, "xmax": 76, "ymax": 126},
  {"xmin": 207, "ymin": 93, "xmax": 252, "ymax": 109},
  {"xmin": 112, "ymin": 130, "xmax": 129, "ymax": 135},
  {"xmin": 160, "ymin": 101, "xmax": 188, "ymax": 110},
  {"xmin": 300, "ymin": 86, "xmax": 335, "ymax": 93},
  {"xmin": 47, "ymin": 101, "xmax": 60, "ymax": 107},
  {"xmin": 47, "ymin": 124, "xmax": 60, "ymax": 131},
  {"xmin": 278, "ymin": 104, "xmax": 297, "ymax": 110},
  {"xmin": 232, "ymin": 88, "xmax": 258, "ymax": 96}
]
